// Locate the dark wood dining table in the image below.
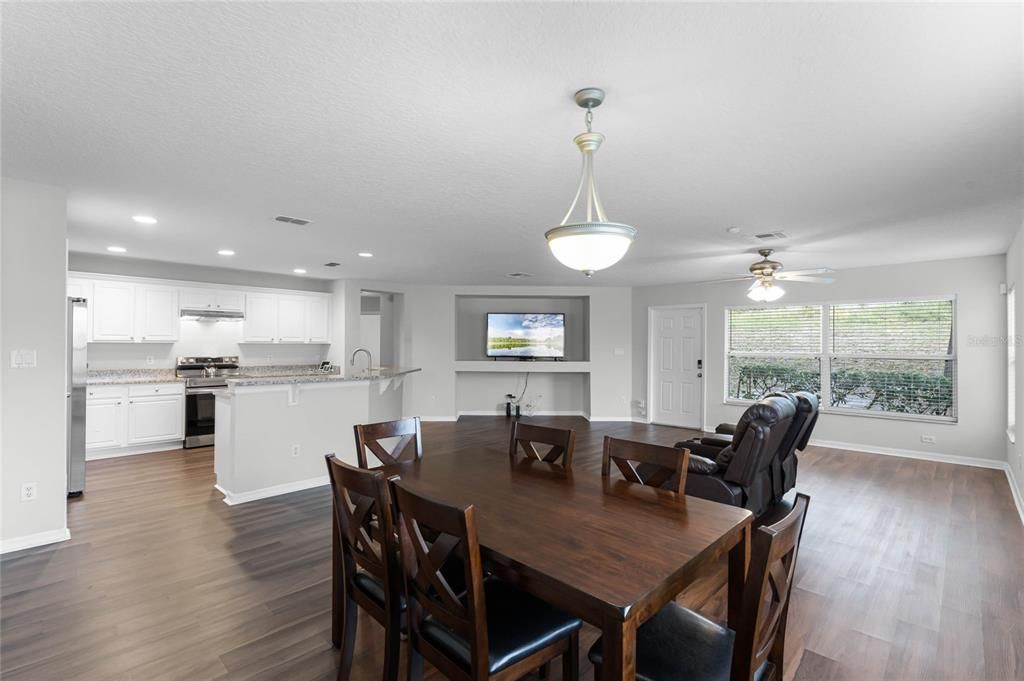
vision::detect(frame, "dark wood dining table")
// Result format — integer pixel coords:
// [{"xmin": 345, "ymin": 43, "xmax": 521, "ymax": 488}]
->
[{"xmin": 332, "ymin": 451, "xmax": 753, "ymax": 681}]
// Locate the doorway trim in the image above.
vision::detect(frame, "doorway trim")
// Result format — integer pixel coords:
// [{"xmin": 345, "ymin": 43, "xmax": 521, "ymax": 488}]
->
[{"xmin": 647, "ymin": 304, "xmax": 707, "ymax": 431}]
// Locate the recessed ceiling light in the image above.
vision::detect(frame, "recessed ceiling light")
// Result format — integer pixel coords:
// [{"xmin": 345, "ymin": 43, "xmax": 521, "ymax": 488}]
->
[
  {"xmin": 132, "ymin": 215, "xmax": 158, "ymax": 225},
  {"xmin": 293, "ymin": 268, "xmax": 307, "ymax": 274},
  {"xmin": 358, "ymin": 252, "xmax": 373, "ymax": 258},
  {"xmin": 107, "ymin": 246, "xmax": 127, "ymax": 253},
  {"xmin": 217, "ymin": 249, "xmax": 235, "ymax": 256}
]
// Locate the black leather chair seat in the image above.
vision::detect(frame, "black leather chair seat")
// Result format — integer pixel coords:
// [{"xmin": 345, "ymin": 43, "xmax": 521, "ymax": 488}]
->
[
  {"xmin": 420, "ymin": 578, "xmax": 582, "ymax": 674},
  {"xmin": 353, "ymin": 571, "xmax": 406, "ymax": 610},
  {"xmin": 588, "ymin": 602, "xmax": 746, "ymax": 681}
]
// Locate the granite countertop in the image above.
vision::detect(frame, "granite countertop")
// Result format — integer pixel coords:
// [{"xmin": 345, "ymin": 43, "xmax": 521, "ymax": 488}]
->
[
  {"xmin": 227, "ymin": 367, "xmax": 421, "ymax": 387},
  {"xmin": 87, "ymin": 370, "xmax": 184, "ymax": 386}
]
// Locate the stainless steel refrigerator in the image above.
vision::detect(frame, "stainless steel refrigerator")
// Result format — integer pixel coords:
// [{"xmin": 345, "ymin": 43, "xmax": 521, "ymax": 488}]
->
[{"xmin": 67, "ymin": 297, "xmax": 88, "ymax": 496}]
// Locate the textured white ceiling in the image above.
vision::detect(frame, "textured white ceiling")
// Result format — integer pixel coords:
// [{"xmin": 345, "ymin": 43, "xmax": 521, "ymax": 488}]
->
[{"xmin": 3, "ymin": 2, "xmax": 1021, "ymax": 286}]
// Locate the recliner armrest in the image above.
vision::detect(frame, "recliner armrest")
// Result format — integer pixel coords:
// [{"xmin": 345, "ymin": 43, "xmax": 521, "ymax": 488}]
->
[
  {"xmin": 699, "ymin": 434, "xmax": 732, "ymax": 448},
  {"xmin": 715, "ymin": 423, "xmax": 737, "ymax": 435},
  {"xmin": 687, "ymin": 455, "xmax": 719, "ymax": 475}
]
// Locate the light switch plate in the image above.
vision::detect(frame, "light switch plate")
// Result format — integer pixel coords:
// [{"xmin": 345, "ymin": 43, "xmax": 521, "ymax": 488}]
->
[{"xmin": 10, "ymin": 350, "xmax": 37, "ymax": 368}]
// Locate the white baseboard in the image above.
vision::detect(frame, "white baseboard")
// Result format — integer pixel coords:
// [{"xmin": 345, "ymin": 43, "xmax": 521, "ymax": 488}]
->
[
  {"xmin": 1005, "ymin": 465, "xmax": 1024, "ymax": 526},
  {"xmin": 589, "ymin": 415, "xmax": 641, "ymax": 422},
  {"xmin": 86, "ymin": 440, "xmax": 183, "ymax": 460},
  {"xmin": 1, "ymin": 527, "xmax": 71, "ymax": 555},
  {"xmin": 808, "ymin": 438, "xmax": 1007, "ymax": 470},
  {"xmin": 457, "ymin": 410, "xmax": 588, "ymax": 418},
  {"xmin": 418, "ymin": 416, "xmax": 458, "ymax": 422},
  {"xmin": 215, "ymin": 475, "xmax": 329, "ymax": 506}
]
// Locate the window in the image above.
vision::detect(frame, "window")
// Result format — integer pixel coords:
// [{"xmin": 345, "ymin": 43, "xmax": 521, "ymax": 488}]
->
[
  {"xmin": 726, "ymin": 298, "xmax": 957, "ymax": 421},
  {"xmin": 726, "ymin": 306, "xmax": 822, "ymax": 400},
  {"xmin": 1009, "ymin": 287, "xmax": 1015, "ymax": 442}
]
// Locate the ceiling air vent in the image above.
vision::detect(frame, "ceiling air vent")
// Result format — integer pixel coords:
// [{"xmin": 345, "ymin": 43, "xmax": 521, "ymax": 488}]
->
[
  {"xmin": 754, "ymin": 231, "xmax": 788, "ymax": 240},
  {"xmin": 324, "ymin": 262, "xmax": 341, "ymax": 268},
  {"xmin": 506, "ymin": 272, "xmax": 534, "ymax": 278},
  {"xmin": 275, "ymin": 215, "xmax": 312, "ymax": 226}
]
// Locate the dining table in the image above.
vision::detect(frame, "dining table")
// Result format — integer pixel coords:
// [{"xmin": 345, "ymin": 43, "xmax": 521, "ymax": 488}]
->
[{"xmin": 331, "ymin": 450, "xmax": 753, "ymax": 681}]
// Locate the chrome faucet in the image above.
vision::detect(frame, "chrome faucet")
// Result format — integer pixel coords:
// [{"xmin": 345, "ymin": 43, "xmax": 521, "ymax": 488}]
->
[{"xmin": 350, "ymin": 347, "xmax": 373, "ymax": 372}]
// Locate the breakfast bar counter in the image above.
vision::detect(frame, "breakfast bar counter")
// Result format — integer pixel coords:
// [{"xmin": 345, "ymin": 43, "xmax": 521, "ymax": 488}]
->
[{"xmin": 213, "ymin": 368, "xmax": 420, "ymax": 504}]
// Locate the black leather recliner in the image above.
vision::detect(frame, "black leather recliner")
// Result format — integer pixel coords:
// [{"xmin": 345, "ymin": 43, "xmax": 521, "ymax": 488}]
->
[
  {"xmin": 680, "ymin": 395, "xmax": 797, "ymax": 517},
  {"xmin": 679, "ymin": 393, "xmax": 823, "ymax": 516}
]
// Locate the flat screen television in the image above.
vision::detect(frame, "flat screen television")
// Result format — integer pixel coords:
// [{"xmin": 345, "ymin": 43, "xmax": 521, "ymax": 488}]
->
[{"xmin": 486, "ymin": 313, "xmax": 565, "ymax": 358}]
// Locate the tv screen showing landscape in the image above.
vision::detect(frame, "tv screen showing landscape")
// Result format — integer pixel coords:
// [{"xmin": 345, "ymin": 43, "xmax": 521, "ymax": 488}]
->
[{"xmin": 487, "ymin": 313, "xmax": 565, "ymax": 358}]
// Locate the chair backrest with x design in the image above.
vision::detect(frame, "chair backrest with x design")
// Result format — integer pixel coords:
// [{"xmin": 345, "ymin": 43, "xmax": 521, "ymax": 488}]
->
[
  {"xmin": 354, "ymin": 417, "xmax": 424, "ymax": 469},
  {"xmin": 508, "ymin": 422, "xmax": 576, "ymax": 468},
  {"xmin": 390, "ymin": 478, "xmax": 489, "ymax": 681},
  {"xmin": 601, "ymin": 436, "xmax": 690, "ymax": 494},
  {"xmin": 732, "ymin": 493, "xmax": 810, "ymax": 681},
  {"xmin": 325, "ymin": 454, "xmax": 399, "ymax": 619}
]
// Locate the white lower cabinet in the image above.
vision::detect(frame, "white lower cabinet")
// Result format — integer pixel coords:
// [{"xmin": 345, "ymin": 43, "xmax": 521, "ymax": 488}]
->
[
  {"xmin": 85, "ymin": 398, "xmax": 125, "ymax": 449},
  {"xmin": 86, "ymin": 383, "xmax": 184, "ymax": 454},
  {"xmin": 127, "ymin": 396, "xmax": 185, "ymax": 443}
]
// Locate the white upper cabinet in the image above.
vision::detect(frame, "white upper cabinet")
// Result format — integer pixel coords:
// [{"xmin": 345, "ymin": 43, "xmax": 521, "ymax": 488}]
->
[
  {"xmin": 71, "ymin": 273, "xmax": 330, "ymax": 345},
  {"xmin": 277, "ymin": 295, "xmax": 308, "ymax": 343},
  {"xmin": 134, "ymin": 285, "xmax": 179, "ymax": 342},
  {"xmin": 92, "ymin": 281, "xmax": 136, "ymax": 341},
  {"xmin": 91, "ymin": 280, "xmax": 179, "ymax": 343},
  {"xmin": 180, "ymin": 288, "xmax": 244, "ymax": 312},
  {"xmin": 307, "ymin": 297, "xmax": 331, "ymax": 344},
  {"xmin": 67, "ymin": 277, "xmax": 93, "ymax": 301},
  {"xmin": 243, "ymin": 294, "xmax": 279, "ymax": 342}
]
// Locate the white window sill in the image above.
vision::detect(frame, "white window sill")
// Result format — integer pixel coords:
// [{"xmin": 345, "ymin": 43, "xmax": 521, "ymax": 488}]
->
[{"xmin": 723, "ymin": 399, "xmax": 958, "ymax": 425}]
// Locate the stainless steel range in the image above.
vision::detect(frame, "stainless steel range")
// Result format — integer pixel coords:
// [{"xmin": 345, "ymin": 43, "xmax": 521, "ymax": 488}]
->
[{"xmin": 177, "ymin": 356, "xmax": 240, "ymax": 448}]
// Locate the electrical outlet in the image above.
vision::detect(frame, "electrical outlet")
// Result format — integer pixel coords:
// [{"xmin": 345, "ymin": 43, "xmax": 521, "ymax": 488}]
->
[
  {"xmin": 21, "ymin": 483, "xmax": 37, "ymax": 501},
  {"xmin": 920, "ymin": 435, "xmax": 936, "ymax": 444},
  {"xmin": 290, "ymin": 444, "xmax": 300, "ymax": 458},
  {"xmin": 145, "ymin": 356, "xmax": 155, "ymax": 365}
]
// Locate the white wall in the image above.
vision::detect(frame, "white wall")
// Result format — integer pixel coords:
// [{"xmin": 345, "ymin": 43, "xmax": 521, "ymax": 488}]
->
[
  {"xmin": 330, "ymin": 281, "xmax": 632, "ymax": 421},
  {"xmin": 632, "ymin": 255, "xmax": 1007, "ymax": 462},
  {"xmin": 1, "ymin": 178, "xmax": 70, "ymax": 551},
  {"xmin": 1004, "ymin": 229, "xmax": 1024, "ymax": 508}
]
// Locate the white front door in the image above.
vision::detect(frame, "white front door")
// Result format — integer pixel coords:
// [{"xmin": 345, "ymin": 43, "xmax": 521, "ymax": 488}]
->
[{"xmin": 651, "ymin": 307, "xmax": 703, "ymax": 428}]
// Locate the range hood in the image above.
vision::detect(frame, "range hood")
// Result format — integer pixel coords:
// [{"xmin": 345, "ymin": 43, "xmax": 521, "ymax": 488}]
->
[{"xmin": 180, "ymin": 307, "xmax": 245, "ymax": 321}]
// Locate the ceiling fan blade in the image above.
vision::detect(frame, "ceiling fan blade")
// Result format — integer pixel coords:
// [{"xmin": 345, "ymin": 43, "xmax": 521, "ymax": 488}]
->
[
  {"xmin": 695, "ymin": 276, "xmax": 754, "ymax": 285},
  {"xmin": 777, "ymin": 267, "xmax": 833, "ymax": 277},
  {"xmin": 775, "ymin": 274, "xmax": 835, "ymax": 284}
]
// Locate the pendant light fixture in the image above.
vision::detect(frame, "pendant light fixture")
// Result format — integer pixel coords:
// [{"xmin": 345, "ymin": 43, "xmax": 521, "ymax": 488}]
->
[
  {"xmin": 545, "ymin": 88, "xmax": 637, "ymax": 277},
  {"xmin": 747, "ymin": 279, "xmax": 785, "ymax": 302}
]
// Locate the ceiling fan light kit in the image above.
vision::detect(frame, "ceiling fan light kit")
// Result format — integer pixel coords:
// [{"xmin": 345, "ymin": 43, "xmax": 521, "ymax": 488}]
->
[{"xmin": 546, "ymin": 87, "xmax": 637, "ymax": 277}]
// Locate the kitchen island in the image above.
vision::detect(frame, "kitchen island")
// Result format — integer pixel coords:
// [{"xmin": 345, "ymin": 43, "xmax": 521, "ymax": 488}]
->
[{"xmin": 213, "ymin": 367, "xmax": 420, "ymax": 504}]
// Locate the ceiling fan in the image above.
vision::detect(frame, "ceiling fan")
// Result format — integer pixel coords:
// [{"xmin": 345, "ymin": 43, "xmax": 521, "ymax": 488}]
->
[{"xmin": 700, "ymin": 249, "xmax": 834, "ymax": 302}]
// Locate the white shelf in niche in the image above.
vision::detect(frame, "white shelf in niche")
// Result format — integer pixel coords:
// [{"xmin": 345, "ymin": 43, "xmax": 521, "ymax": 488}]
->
[{"xmin": 454, "ymin": 361, "xmax": 592, "ymax": 374}]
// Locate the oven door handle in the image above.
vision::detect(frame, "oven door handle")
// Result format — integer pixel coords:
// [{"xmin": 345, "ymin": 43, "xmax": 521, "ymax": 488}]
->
[{"xmin": 187, "ymin": 388, "xmax": 227, "ymax": 395}]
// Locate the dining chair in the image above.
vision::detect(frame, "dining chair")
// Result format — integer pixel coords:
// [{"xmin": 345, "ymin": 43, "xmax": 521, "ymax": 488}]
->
[
  {"xmin": 325, "ymin": 454, "xmax": 405, "ymax": 681},
  {"xmin": 588, "ymin": 493, "xmax": 811, "ymax": 681},
  {"xmin": 390, "ymin": 478, "xmax": 582, "ymax": 681},
  {"xmin": 508, "ymin": 422, "xmax": 576, "ymax": 468},
  {"xmin": 600, "ymin": 436, "xmax": 690, "ymax": 494},
  {"xmin": 354, "ymin": 416, "xmax": 423, "ymax": 469}
]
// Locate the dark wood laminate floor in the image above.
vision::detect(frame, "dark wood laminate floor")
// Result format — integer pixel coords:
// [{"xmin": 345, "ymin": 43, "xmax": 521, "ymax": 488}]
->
[{"xmin": 2, "ymin": 416, "xmax": 1022, "ymax": 681}]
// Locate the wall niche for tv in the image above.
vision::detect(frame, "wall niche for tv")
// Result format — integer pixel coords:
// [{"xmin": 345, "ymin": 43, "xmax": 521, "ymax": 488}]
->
[{"xmin": 454, "ymin": 295, "xmax": 590, "ymax": 362}]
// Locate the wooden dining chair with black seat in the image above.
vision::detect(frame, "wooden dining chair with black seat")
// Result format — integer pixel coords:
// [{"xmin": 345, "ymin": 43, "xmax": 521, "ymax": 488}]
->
[
  {"xmin": 588, "ymin": 493, "xmax": 811, "ymax": 681},
  {"xmin": 601, "ymin": 436, "xmax": 690, "ymax": 494},
  {"xmin": 508, "ymin": 421, "xmax": 576, "ymax": 468},
  {"xmin": 325, "ymin": 454, "xmax": 404, "ymax": 681},
  {"xmin": 390, "ymin": 478, "xmax": 582, "ymax": 681},
  {"xmin": 354, "ymin": 416, "xmax": 423, "ymax": 469}
]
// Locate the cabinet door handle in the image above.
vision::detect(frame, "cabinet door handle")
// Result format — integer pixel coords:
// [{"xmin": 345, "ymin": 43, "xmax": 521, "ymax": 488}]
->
[
  {"xmin": 129, "ymin": 400, "xmax": 134, "ymax": 404},
  {"xmin": 116, "ymin": 401, "xmax": 122, "ymax": 405}
]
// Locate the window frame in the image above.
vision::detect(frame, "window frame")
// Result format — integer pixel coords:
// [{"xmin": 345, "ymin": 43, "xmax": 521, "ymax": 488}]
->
[
  {"xmin": 724, "ymin": 295, "xmax": 958, "ymax": 424},
  {"xmin": 1008, "ymin": 286, "xmax": 1015, "ymax": 443}
]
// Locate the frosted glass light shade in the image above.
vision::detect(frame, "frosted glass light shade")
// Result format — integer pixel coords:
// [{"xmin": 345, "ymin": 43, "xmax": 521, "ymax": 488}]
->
[
  {"xmin": 748, "ymin": 281, "xmax": 785, "ymax": 302},
  {"xmin": 545, "ymin": 223, "xmax": 637, "ymax": 275}
]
